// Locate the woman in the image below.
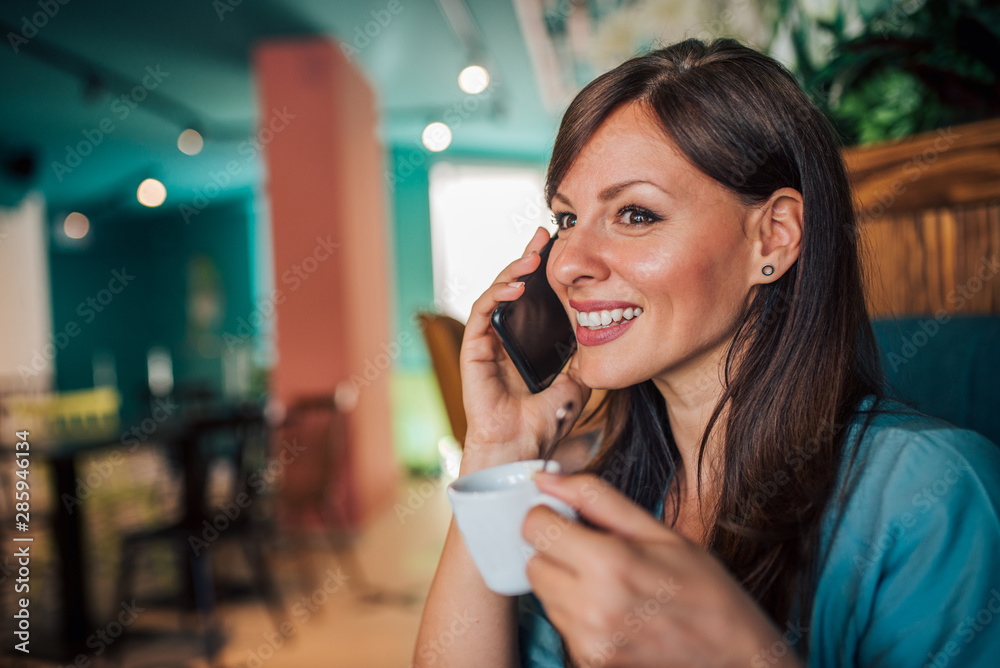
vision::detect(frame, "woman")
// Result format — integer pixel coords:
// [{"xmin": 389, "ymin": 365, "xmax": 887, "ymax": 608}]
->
[{"xmin": 414, "ymin": 38, "xmax": 1000, "ymax": 667}]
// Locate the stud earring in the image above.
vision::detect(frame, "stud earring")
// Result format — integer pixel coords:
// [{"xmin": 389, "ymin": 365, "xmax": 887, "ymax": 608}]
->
[{"xmin": 762, "ymin": 264, "xmax": 775, "ymax": 276}]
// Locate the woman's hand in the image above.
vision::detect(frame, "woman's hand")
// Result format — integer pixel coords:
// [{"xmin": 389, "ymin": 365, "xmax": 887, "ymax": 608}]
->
[
  {"xmin": 460, "ymin": 227, "xmax": 591, "ymax": 469},
  {"xmin": 523, "ymin": 472, "xmax": 805, "ymax": 668}
]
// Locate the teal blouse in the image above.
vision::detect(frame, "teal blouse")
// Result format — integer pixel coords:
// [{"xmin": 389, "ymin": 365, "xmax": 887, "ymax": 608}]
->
[{"xmin": 517, "ymin": 397, "xmax": 1000, "ymax": 666}]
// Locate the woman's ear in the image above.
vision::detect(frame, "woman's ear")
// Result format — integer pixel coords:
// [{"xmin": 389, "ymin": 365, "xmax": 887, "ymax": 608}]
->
[{"xmin": 749, "ymin": 187, "xmax": 803, "ymax": 285}]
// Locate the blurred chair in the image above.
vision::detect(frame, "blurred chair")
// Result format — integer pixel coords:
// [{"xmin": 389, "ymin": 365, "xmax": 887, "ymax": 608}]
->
[
  {"xmin": 417, "ymin": 312, "xmax": 467, "ymax": 445},
  {"xmin": 207, "ymin": 407, "xmax": 287, "ymax": 630},
  {"xmin": 872, "ymin": 316, "xmax": 1000, "ymax": 446},
  {"xmin": 271, "ymin": 393, "xmax": 352, "ymax": 593},
  {"xmin": 272, "ymin": 393, "xmax": 420, "ymax": 607}
]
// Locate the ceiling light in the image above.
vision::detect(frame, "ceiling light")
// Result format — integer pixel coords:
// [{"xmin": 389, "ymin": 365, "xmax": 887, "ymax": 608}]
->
[
  {"xmin": 63, "ymin": 212, "xmax": 90, "ymax": 239},
  {"xmin": 177, "ymin": 129, "xmax": 204, "ymax": 155},
  {"xmin": 137, "ymin": 178, "xmax": 167, "ymax": 207},
  {"xmin": 458, "ymin": 65, "xmax": 489, "ymax": 94},
  {"xmin": 422, "ymin": 122, "xmax": 452, "ymax": 152}
]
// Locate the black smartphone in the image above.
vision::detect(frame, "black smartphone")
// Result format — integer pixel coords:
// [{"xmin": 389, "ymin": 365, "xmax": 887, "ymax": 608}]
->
[{"xmin": 491, "ymin": 234, "xmax": 577, "ymax": 393}]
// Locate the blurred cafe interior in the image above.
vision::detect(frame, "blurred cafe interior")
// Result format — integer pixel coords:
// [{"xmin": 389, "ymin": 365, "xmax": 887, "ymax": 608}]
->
[{"xmin": 0, "ymin": 0, "xmax": 998, "ymax": 666}]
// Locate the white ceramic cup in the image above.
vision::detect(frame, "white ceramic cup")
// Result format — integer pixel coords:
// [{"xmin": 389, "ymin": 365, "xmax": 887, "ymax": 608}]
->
[{"xmin": 447, "ymin": 459, "xmax": 578, "ymax": 596}]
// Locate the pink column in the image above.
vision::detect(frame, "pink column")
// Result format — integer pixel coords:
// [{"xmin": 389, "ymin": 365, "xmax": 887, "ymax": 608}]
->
[{"xmin": 254, "ymin": 39, "xmax": 398, "ymax": 528}]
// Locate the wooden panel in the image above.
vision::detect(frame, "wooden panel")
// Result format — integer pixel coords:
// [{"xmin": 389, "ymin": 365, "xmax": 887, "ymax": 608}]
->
[
  {"xmin": 846, "ymin": 117, "xmax": 1000, "ymax": 217},
  {"xmin": 859, "ymin": 203, "xmax": 1000, "ymax": 317},
  {"xmin": 847, "ymin": 117, "xmax": 1000, "ymax": 318}
]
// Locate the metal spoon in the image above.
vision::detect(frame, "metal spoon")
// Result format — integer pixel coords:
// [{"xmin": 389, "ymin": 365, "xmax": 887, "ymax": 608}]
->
[{"xmin": 538, "ymin": 401, "xmax": 574, "ymax": 472}]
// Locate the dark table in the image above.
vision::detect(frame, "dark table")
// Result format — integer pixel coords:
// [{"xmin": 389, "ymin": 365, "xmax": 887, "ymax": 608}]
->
[
  {"xmin": 11, "ymin": 432, "xmax": 121, "ymax": 659},
  {"xmin": 5, "ymin": 401, "xmax": 264, "ymax": 660}
]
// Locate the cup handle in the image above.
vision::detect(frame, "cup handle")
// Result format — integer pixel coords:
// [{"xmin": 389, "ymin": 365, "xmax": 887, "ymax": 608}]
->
[{"xmin": 531, "ymin": 494, "xmax": 578, "ymax": 520}]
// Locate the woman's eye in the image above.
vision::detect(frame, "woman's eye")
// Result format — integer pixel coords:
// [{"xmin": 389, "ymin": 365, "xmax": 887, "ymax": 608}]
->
[
  {"xmin": 552, "ymin": 212, "xmax": 576, "ymax": 230},
  {"xmin": 619, "ymin": 205, "xmax": 660, "ymax": 226}
]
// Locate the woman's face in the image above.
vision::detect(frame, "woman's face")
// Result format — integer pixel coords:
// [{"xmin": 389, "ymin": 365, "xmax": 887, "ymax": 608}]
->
[{"xmin": 547, "ymin": 102, "xmax": 759, "ymax": 391}]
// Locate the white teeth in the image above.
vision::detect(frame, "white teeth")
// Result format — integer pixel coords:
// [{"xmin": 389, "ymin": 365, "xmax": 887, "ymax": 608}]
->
[{"xmin": 573, "ymin": 307, "xmax": 642, "ymax": 330}]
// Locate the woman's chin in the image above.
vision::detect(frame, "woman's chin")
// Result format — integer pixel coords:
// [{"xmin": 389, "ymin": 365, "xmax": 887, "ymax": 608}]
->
[{"xmin": 579, "ymin": 359, "xmax": 648, "ymax": 391}]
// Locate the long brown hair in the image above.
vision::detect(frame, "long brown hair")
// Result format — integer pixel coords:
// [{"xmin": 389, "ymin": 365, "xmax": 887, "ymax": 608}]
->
[{"xmin": 545, "ymin": 38, "xmax": 884, "ymax": 663}]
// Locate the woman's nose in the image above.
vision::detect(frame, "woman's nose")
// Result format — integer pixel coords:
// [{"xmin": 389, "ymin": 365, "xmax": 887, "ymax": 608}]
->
[{"xmin": 549, "ymin": 223, "xmax": 610, "ymax": 288}]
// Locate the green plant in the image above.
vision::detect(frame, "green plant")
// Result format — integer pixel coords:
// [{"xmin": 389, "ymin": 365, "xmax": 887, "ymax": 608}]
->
[{"xmin": 805, "ymin": 0, "xmax": 1000, "ymax": 144}]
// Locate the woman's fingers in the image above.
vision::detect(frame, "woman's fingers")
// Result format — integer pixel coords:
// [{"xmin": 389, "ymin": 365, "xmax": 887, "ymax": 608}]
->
[
  {"xmin": 522, "ymin": 225, "xmax": 551, "ymax": 256},
  {"xmin": 463, "ymin": 279, "xmax": 528, "ymax": 348},
  {"xmin": 494, "ymin": 226, "xmax": 550, "ymax": 292},
  {"xmin": 547, "ymin": 356, "xmax": 591, "ymax": 412},
  {"xmin": 522, "ymin": 504, "xmax": 611, "ymax": 575},
  {"xmin": 524, "ymin": 550, "xmax": 580, "ymax": 623},
  {"xmin": 533, "ymin": 473, "xmax": 678, "ymax": 542},
  {"xmin": 464, "ymin": 232, "xmax": 548, "ymax": 338}
]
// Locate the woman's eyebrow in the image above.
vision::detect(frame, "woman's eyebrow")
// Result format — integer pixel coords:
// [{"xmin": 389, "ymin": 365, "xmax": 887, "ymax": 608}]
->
[{"xmin": 551, "ymin": 179, "xmax": 662, "ymax": 207}]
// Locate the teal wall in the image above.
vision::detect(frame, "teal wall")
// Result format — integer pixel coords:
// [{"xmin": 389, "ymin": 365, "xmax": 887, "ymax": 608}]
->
[
  {"xmin": 39, "ymin": 137, "xmax": 544, "ymax": 472},
  {"xmin": 48, "ymin": 196, "xmax": 255, "ymax": 423},
  {"xmin": 389, "ymin": 144, "xmax": 436, "ymax": 371},
  {"xmin": 386, "ymin": 145, "xmax": 446, "ymax": 471}
]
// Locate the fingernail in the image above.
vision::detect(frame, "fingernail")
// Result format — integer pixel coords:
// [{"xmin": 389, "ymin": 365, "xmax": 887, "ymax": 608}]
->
[
  {"xmin": 522, "ymin": 250, "xmax": 537, "ymax": 259},
  {"xmin": 507, "ymin": 281, "xmax": 524, "ymax": 288}
]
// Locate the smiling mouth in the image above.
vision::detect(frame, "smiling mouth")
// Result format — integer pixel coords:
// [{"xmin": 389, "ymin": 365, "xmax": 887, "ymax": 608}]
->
[{"xmin": 574, "ymin": 307, "xmax": 644, "ymax": 330}]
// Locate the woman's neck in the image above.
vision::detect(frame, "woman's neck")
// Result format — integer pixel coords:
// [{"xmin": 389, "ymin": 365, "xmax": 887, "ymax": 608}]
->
[{"xmin": 652, "ymin": 346, "xmax": 729, "ymax": 506}]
